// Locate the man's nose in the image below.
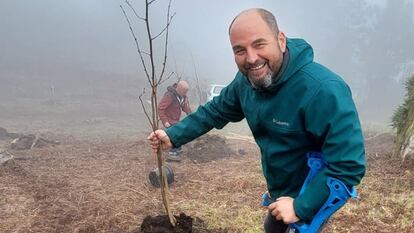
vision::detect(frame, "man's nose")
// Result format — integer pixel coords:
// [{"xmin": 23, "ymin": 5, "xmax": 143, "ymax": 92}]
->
[{"xmin": 246, "ymin": 49, "xmax": 258, "ymax": 64}]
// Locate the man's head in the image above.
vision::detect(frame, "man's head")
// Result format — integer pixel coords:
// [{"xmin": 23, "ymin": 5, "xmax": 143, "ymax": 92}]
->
[
  {"xmin": 229, "ymin": 8, "xmax": 286, "ymax": 89},
  {"xmin": 176, "ymin": 80, "xmax": 189, "ymax": 97}
]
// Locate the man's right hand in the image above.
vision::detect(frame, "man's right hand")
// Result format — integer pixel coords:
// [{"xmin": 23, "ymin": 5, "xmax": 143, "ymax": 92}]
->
[
  {"xmin": 147, "ymin": 130, "xmax": 173, "ymax": 153},
  {"xmin": 164, "ymin": 122, "xmax": 171, "ymax": 128}
]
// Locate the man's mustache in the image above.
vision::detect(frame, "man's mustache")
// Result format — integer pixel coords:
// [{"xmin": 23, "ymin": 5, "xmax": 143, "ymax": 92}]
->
[{"xmin": 244, "ymin": 59, "xmax": 268, "ymax": 70}]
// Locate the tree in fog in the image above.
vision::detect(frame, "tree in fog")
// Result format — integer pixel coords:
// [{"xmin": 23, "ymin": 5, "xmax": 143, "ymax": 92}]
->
[
  {"xmin": 392, "ymin": 74, "xmax": 414, "ymax": 160},
  {"xmin": 120, "ymin": 0, "xmax": 177, "ymax": 226}
]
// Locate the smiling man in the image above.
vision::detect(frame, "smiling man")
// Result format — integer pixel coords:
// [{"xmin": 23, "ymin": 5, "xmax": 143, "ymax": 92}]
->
[
  {"xmin": 148, "ymin": 8, "xmax": 366, "ymax": 232},
  {"xmin": 229, "ymin": 9, "xmax": 286, "ymax": 90}
]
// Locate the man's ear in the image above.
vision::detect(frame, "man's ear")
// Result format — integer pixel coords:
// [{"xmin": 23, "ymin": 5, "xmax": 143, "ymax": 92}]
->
[{"xmin": 278, "ymin": 31, "xmax": 287, "ymax": 53}]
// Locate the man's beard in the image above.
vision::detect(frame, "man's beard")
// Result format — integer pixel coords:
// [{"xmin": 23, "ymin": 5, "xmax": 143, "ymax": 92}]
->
[
  {"xmin": 242, "ymin": 54, "xmax": 284, "ymax": 90},
  {"xmin": 248, "ymin": 70, "xmax": 273, "ymax": 89},
  {"xmin": 242, "ymin": 60, "xmax": 276, "ymax": 89}
]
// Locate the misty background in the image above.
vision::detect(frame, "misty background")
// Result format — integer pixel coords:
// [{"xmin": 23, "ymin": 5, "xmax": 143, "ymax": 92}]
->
[{"xmin": 1, "ymin": 0, "xmax": 413, "ymax": 137}]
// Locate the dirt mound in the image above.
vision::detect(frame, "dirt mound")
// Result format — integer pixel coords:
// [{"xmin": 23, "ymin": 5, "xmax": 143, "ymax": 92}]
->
[
  {"xmin": 183, "ymin": 134, "xmax": 234, "ymax": 163},
  {"xmin": 137, "ymin": 213, "xmax": 192, "ymax": 233},
  {"xmin": 137, "ymin": 214, "xmax": 228, "ymax": 233}
]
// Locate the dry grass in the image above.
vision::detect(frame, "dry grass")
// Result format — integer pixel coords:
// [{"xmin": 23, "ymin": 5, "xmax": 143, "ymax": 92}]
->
[{"xmin": 0, "ymin": 132, "xmax": 413, "ymax": 233}]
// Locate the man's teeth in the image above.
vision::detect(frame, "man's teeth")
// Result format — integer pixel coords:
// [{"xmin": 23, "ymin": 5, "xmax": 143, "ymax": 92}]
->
[{"xmin": 250, "ymin": 63, "xmax": 265, "ymax": 70}]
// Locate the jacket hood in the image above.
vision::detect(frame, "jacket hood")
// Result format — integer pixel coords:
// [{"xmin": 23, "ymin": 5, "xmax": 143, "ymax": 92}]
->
[
  {"xmin": 167, "ymin": 84, "xmax": 179, "ymax": 96},
  {"xmin": 281, "ymin": 38, "xmax": 314, "ymax": 83}
]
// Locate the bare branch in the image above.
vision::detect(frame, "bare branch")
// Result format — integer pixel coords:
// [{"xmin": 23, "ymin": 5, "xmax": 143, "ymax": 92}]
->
[
  {"xmin": 151, "ymin": 12, "xmax": 176, "ymax": 40},
  {"xmin": 158, "ymin": 0, "xmax": 173, "ymax": 84},
  {"xmin": 145, "ymin": 0, "xmax": 156, "ymax": 87},
  {"xmin": 125, "ymin": 0, "xmax": 146, "ymax": 21},
  {"xmin": 120, "ymin": 5, "xmax": 152, "ymax": 84},
  {"xmin": 138, "ymin": 89, "xmax": 155, "ymax": 129},
  {"xmin": 191, "ymin": 53, "xmax": 203, "ymax": 105},
  {"xmin": 148, "ymin": 0, "xmax": 156, "ymax": 5},
  {"xmin": 158, "ymin": 72, "xmax": 175, "ymax": 85}
]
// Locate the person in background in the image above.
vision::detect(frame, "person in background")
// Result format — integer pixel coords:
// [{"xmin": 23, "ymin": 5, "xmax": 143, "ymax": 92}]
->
[
  {"xmin": 149, "ymin": 8, "xmax": 366, "ymax": 232},
  {"xmin": 158, "ymin": 80, "xmax": 192, "ymax": 161}
]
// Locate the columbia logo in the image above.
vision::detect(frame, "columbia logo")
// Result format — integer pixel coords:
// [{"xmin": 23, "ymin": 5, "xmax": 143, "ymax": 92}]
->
[{"xmin": 273, "ymin": 118, "xmax": 290, "ymax": 127}]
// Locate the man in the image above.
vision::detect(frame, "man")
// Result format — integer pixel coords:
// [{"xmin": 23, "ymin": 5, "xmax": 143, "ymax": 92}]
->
[
  {"xmin": 148, "ymin": 8, "xmax": 365, "ymax": 232},
  {"xmin": 158, "ymin": 80, "xmax": 192, "ymax": 160}
]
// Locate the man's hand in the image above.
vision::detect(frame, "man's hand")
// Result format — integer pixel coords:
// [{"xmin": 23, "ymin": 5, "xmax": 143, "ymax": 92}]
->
[
  {"xmin": 164, "ymin": 122, "xmax": 171, "ymax": 128},
  {"xmin": 268, "ymin": 196, "xmax": 300, "ymax": 224},
  {"xmin": 147, "ymin": 130, "xmax": 173, "ymax": 153}
]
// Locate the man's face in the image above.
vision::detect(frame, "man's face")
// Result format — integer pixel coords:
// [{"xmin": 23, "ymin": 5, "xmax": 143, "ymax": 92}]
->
[{"xmin": 229, "ymin": 11, "xmax": 286, "ymax": 89}]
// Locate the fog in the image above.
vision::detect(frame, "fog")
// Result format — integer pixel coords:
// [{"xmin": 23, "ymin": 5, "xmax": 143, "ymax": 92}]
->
[{"xmin": 1, "ymin": 0, "xmax": 413, "ymax": 129}]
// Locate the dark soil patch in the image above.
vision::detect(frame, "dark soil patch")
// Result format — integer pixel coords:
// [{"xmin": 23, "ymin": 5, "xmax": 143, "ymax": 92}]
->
[
  {"xmin": 183, "ymin": 134, "xmax": 234, "ymax": 163},
  {"xmin": 137, "ymin": 213, "xmax": 193, "ymax": 233}
]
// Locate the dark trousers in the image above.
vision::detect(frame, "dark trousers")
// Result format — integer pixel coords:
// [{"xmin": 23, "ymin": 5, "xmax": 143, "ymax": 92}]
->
[
  {"xmin": 264, "ymin": 213, "xmax": 289, "ymax": 233},
  {"xmin": 264, "ymin": 212, "xmax": 328, "ymax": 233}
]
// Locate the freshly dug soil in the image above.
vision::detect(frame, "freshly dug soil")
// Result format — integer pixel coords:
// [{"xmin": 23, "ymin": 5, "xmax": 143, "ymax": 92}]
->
[
  {"xmin": 184, "ymin": 134, "xmax": 234, "ymax": 163},
  {"xmin": 138, "ymin": 213, "xmax": 193, "ymax": 233}
]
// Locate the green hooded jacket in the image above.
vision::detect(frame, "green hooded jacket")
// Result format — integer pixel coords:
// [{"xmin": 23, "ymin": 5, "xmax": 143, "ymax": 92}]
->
[{"xmin": 166, "ymin": 38, "xmax": 366, "ymax": 222}]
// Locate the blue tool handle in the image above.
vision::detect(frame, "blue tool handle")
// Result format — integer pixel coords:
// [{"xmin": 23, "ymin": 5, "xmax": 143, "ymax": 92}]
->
[
  {"xmin": 299, "ymin": 152, "xmax": 327, "ymax": 195},
  {"xmin": 291, "ymin": 177, "xmax": 357, "ymax": 233},
  {"xmin": 262, "ymin": 191, "xmax": 274, "ymax": 207},
  {"xmin": 262, "ymin": 152, "xmax": 326, "ymax": 207},
  {"xmin": 261, "ymin": 152, "xmax": 357, "ymax": 233},
  {"xmin": 290, "ymin": 152, "xmax": 357, "ymax": 233}
]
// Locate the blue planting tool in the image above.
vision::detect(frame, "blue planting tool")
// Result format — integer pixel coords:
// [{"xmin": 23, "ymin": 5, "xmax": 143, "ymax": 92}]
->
[{"xmin": 262, "ymin": 152, "xmax": 357, "ymax": 233}]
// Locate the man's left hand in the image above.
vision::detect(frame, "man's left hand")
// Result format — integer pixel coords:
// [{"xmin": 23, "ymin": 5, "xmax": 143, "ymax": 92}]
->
[{"xmin": 268, "ymin": 196, "xmax": 300, "ymax": 224}]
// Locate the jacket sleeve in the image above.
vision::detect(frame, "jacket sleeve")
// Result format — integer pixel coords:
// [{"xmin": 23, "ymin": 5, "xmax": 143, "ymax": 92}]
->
[
  {"xmin": 293, "ymin": 80, "xmax": 366, "ymax": 222},
  {"xmin": 158, "ymin": 94, "xmax": 173, "ymax": 125},
  {"xmin": 166, "ymin": 75, "xmax": 245, "ymax": 147},
  {"xmin": 181, "ymin": 96, "xmax": 192, "ymax": 115}
]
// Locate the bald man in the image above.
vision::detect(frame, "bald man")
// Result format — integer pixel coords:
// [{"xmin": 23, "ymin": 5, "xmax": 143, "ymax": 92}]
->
[
  {"xmin": 149, "ymin": 8, "xmax": 365, "ymax": 232},
  {"xmin": 158, "ymin": 81, "xmax": 192, "ymax": 159}
]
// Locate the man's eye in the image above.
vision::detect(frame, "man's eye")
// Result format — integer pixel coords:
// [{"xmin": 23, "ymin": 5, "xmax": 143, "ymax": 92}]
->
[
  {"xmin": 255, "ymin": 43, "xmax": 265, "ymax": 48},
  {"xmin": 234, "ymin": 49, "xmax": 245, "ymax": 55}
]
